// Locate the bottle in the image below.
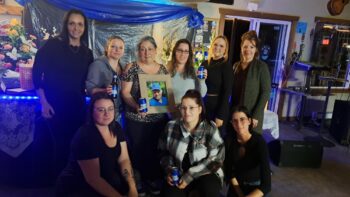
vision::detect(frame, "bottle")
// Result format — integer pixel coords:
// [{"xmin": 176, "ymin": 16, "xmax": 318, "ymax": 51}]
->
[{"xmin": 111, "ymin": 74, "xmax": 118, "ymax": 99}]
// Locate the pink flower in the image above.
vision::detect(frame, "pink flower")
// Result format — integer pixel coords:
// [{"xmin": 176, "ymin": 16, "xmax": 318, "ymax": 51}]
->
[
  {"xmin": 3, "ymin": 44, "xmax": 13, "ymax": 50},
  {"xmin": 0, "ymin": 53, "xmax": 5, "ymax": 60},
  {"xmin": 3, "ymin": 62, "xmax": 12, "ymax": 69},
  {"xmin": 30, "ymin": 42, "xmax": 37, "ymax": 48}
]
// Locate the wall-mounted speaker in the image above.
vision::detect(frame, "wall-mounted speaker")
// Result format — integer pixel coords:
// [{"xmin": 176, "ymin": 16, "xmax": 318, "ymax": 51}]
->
[
  {"xmin": 330, "ymin": 100, "xmax": 350, "ymax": 145},
  {"xmin": 268, "ymin": 140, "xmax": 323, "ymax": 168}
]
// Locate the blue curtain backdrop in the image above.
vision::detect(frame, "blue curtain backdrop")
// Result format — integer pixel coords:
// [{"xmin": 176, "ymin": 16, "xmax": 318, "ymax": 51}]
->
[{"xmin": 16, "ymin": 0, "xmax": 204, "ymax": 28}]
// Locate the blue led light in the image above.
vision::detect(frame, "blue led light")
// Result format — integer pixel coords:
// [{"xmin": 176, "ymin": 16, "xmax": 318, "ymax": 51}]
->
[
  {"xmin": 0, "ymin": 95, "xmax": 39, "ymax": 100},
  {"xmin": 0, "ymin": 95, "xmax": 93, "ymax": 101}
]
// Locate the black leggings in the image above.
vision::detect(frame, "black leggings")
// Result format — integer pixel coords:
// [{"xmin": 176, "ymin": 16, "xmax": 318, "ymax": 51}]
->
[
  {"xmin": 161, "ymin": 173, "xmax": 222, "ymax": 197},
  {"xmin": 125, "ymin": 117, "xmax": 168, "ymax": 181}
]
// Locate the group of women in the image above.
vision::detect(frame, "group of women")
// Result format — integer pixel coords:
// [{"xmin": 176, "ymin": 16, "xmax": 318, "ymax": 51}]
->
[{"xmin": 33, "ymin": 9, "xmax": 272, "ymax": 197}]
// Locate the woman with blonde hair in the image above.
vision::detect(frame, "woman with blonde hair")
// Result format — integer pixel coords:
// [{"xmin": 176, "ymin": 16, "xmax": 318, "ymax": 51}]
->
[
  {"xmin": 86, "ymin": 35, "xmax": 125, "ymax": 125},
  {"xmin": 201, "ymin": 35, "xmax": 232, "ymax": 134}
]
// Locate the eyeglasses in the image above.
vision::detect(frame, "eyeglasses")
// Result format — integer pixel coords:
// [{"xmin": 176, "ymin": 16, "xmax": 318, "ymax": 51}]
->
[
  {"xmin": 178, "ymin": 105, "xmax": 200, "ymax": 112},
  {"xmin": 230, "ymin": 117, "xmax": 249, "ymax": 124},
  {"xmin": 176, "ymin": 49, "xmax": 190, "ymax": 54},
  {"xmin": 139, "ymin": 47, "xmax": 155, "ymax": 52},
  {"xmin": 94, "ymin": 107, "xmax": 115, "ymax": 114}
]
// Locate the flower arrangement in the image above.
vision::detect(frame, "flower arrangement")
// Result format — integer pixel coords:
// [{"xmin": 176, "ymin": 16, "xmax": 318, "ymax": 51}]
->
[
  {"xmin": 39, "ymin": 26, "xmax": 58, "ymax": 41},
  {"xmin": 194, "ymin": 45, "xmax": 208, "ymax": 69},
  {"xmin": 0, "ymin": 19, "xmax": 38, "ymax": 75}
]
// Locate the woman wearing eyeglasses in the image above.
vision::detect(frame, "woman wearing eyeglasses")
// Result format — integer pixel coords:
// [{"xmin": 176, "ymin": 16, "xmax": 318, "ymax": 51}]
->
[
  {"xmin": 159, "ymin": 89, "xmax": 224, "ymax": 197},
  {"xmin": 56, "ymin": 92, "xmax": 137, "ymax": 197},
  {"xmin": 167, "ymin": 39, "xmax": 207, "ymax": 105},
  {"xmin": 224, "ymin": 106, "xmax": 271, "ymax": 197},
  {"xmin": 122, "ymin": 36, "xmax": 168, "ymax": 195}
]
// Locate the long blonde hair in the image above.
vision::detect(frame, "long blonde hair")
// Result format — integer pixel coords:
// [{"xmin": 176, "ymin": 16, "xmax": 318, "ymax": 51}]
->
[{"xmin": 208, "ymin": 35, "xmax": 229, "ymax": 64}]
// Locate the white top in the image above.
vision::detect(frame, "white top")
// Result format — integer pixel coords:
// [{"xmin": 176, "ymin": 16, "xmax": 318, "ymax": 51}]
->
[{"xmin": 172, "ymin": 72, "xmax": 207, "ymax": 104}]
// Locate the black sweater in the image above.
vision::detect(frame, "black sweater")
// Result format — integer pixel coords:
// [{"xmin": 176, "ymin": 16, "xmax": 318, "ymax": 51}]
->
[
  {"xmin": 202, "ymin": 57, "xmax": 232, "ymax": 120},
  {"xmin": 224, "ymin": 132, "xmax": 271, "ymax": 195}
]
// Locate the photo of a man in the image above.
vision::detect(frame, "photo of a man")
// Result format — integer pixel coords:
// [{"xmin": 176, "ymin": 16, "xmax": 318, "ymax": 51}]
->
[{"xmin": 149, "ymin": 82, "xmax": 168, "ymax": 106}]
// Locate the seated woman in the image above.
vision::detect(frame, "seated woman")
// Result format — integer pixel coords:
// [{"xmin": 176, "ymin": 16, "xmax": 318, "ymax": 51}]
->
[
  {"xmin": 56, "ymin": 92, "xmax": 137, "ymax": 197},
  {"xmin": 225, "ymin": 106, "xmax": 271, "ymax": 197},
  {"xmin": 159, "ymin": 89, "xmax": 225, "ymax": 197}
]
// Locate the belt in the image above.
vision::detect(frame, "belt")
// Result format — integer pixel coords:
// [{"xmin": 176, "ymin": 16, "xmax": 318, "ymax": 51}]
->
[{"xmin": 207, "ymin": 93, "xmax": 219, "ymax": 96}]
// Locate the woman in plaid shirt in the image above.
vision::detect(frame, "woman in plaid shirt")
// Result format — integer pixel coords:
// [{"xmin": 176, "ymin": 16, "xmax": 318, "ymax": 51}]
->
[{"xmin": 159, "ymin": 89, "xmax": 225, "ymax": 197}]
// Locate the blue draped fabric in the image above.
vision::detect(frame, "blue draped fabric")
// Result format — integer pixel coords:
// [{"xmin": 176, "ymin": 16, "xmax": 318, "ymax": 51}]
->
[{"xmin": 16, "ymin": 0, "xmax": 204, "ymax": 28}]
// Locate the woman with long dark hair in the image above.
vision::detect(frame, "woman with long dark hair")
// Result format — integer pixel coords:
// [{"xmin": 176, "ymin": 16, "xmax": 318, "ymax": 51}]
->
[
  {"xmin": 32, "ymin": 9, "xmax": 93, "ymax": 177},
  {"xmin": 225, "ymin": 106, "xmax": 271, "ymax": 197},
  {"xmin": 167, "ymin": 39, "xmax": 207, "ymax": 105}
]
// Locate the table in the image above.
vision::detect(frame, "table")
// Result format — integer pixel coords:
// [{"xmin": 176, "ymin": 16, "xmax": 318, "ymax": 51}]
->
[
  {"xmin": 263, "ymin": 110, "xmax": 279, "ymax": 139},
  {"xmin": 0, "ymin": 95, "xmax": 39, "ymax": 158}
]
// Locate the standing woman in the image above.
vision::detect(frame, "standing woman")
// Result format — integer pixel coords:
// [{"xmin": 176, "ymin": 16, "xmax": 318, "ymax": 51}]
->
[
  {"xmin": 159, "ymin": 89, "xmax": 225, "ymax": 197},
  {"xmin": 202, "ymin": 35, "xmax": 232, "ymax": 131},
  {"xmin": 56, "ymin": 92, "xmax": 137, "ymax": 197},
  {"xmin": 230, "ymin": 30, "xmax": 271, "ymax": 134},
  {"xmin": 167, "ymin": 39, "xmax": 207, "ymax": 105},
  {"xmin": 32, "ymin": 9, "xmax": 93, "ymax": 177},
  {"xmin": 224, "ymin": 106, "xmax": 271, "ymax": 197},
  {"xmin": 121, "ymin": 36, "xmax": 168, "ymax": 195},
  {"xmin": 86, "ymin": 35, "xmax": 125, "ymax": 125}
]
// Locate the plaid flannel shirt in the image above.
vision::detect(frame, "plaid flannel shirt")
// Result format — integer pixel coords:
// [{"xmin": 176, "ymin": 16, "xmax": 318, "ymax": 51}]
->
[{"xmin": 159, "ymin": 119, "xmax": 225, "ymax": 185}]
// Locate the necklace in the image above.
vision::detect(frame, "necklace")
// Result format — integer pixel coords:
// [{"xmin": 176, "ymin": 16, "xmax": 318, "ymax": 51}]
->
[{"xmin": 69, "ymin": 45, "xmax": 80, "ymax": 54}]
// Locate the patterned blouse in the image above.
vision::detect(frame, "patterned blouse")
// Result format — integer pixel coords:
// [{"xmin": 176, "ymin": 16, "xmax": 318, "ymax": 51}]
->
[{"xmin": 122, "ymin": 62, "xmax": 168, "ymax": 122}]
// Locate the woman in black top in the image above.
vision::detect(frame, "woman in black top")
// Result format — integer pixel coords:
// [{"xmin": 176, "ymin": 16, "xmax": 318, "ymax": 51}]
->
[
  {"xmin": 201, "ymin": 35, "xmax": 232, "ymax": 133},
  {"xmin": 56, "ymin": 92, "xmax": 137, "ymax": 197},
  {"xmin": 225, "ymin": 106, "xmax": 271, "ymax": 197},
  {"xmin": 32, "ymin": 9, "xmax": 93, "ymax": 177}
]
